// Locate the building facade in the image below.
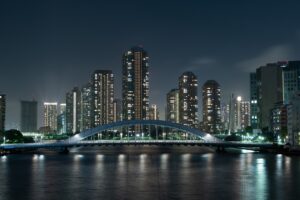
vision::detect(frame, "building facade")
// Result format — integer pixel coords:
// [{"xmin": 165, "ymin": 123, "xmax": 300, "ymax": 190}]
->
[
  {"xmin": 271, "ymin": 102, "xmax": 288, "ymax": 142},
  {"xmin": 179, "ymin": 72, "xmax": 198, "ymax": 128},
  {"xmin": 240, "ymin": 100, "xmax": 251, "ymax": 130},
  {"xmin": 113, "ymin": 99, "xmax": 122, "ymax": 122},
  {"xmin": 282, "ymin": 61, "xmax": 300, "ymax": 104},
  {"xmin": 0, "ymin": 94, "xmax": 5, "ymax": 132},
  {"xmin": 220, "ymin": 103, "xmax": 230, "ymax": 131},
  {"xmin": 256, "ymin": 63, "xmax": 283, "ymax": 129},
  {"xmin": 202, "ymin": 80, "xmax": 221, "ymax": 133},
  {"xmin": 66, "ymin": 87, "xmax": 81, "ymax": 134},
  {"xmin": 20, "ymin": 100, "xmax": 38, "ymax": 132},
  {"xmin": 81, "ymin": 82, "xmax": 92, "ymax": 130},
  {"xmin": 166, "ymin": 89, "xmax": 180, "ymax": 123},
  {"xmin": 250, "ymin": 73, "xmax": 258, "ymax": 128},
  {"xmin": 149, "ymin": 104, "xmax": 159, "ymax": 120},
  {"xmin": 122, "ymin": 46, "xmax": 150, "ymax": 122},
  {"xmin": 287, "ymin": 93, "xmax": 300, "ymax": 147},
  {"xmin": 57, "ymin": 103, "xmax": 66, "ymax": 134},
  {"xmin": 232, "ymin": 96, "xmax": 251, "ymax": 132},
  {"xmin": 43, "ymin": 102, "xmax": 58, "ymax": 132},
  {"xmin": 92, "ymin": 70, "xmax": 114, "ymax": 126}
]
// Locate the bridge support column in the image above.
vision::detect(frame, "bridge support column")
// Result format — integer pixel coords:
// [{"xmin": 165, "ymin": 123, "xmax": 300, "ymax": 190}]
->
[
  {"xmin": 156, "ymin": 125, "xmax": 158, "ymax": 140},
  {"xmin": 59, "ymin": 147, "xmax": 69, "ymax": 154},
  {"xmin": 127, "ymin": 126, "xmax": 129, "ymax": 141},
  {"xmin": 216, "ymin": 146, "xmax": 226, "ymax": 153}
]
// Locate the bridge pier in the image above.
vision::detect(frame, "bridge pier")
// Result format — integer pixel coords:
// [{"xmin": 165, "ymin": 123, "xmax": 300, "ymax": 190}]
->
[
  {"xmin": 0, "ymin": 150, "xmax": 7, "ymax": 156},
  {"xmin": 216, "ymin": 146, "xmax": 226, "ymax": 153},
  {"xmin": 59, "ymin": 147, "xmax": 69, "ymax": 154}
]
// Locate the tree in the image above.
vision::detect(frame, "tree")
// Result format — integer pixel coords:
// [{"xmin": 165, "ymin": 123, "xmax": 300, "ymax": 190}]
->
[
  {"xmin": 245, "ymin": 126, "xmax": 253, "ymax": 134},
  {"xmin": 3, "ymin": 129, "xmax": 24, "ymax": 143},
  {"xmin": 225, "ymin": 134, "xmax": 242, "ymax": 141},
  {"xmin": 280, "ymin": 127, "xmax": 288, "ymax": 141}
]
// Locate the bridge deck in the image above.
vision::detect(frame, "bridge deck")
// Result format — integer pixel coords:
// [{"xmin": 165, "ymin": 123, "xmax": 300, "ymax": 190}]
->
[{"xmin": 0, "ymin": 140, "xmax": 278, "ymax": 150}]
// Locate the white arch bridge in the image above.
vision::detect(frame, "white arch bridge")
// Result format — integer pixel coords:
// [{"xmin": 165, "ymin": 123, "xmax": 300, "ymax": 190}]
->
[{"xmin": 0, "ymin": 120, "xmax": 277, "ymax": 151}]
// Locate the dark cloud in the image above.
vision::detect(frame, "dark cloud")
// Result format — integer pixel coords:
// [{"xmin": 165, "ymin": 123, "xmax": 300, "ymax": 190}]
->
[{"xmin": 238, "ymin": 45, "xmax": 295, "ymax": 72}]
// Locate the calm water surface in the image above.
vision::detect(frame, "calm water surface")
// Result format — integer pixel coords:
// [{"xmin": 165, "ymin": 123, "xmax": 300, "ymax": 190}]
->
[{"xmin": 0, "ymin": 146, "xmax": 300, "ymax": 200}]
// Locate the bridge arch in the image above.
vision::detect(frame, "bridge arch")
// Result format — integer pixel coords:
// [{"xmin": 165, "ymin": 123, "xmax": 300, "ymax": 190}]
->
[{"xmin": 66, "ymin": 120, "xmax": 219, "ymax": 143}]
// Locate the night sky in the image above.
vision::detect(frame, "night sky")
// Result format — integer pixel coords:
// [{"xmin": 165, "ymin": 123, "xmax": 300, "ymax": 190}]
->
[{"xmin": 1, "ymin": 0, "xmax": 300, "ymax": 129}]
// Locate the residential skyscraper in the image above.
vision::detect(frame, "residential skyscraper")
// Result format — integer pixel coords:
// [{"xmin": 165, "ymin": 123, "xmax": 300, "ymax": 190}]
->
[
  {"xmin": 0, "ymin": 94, "xmax": 6, "ymax": 132},
  {"xmin": 228, "ymin": 94, "xmax": 235, "ymax": 133},
  {"xmin": 232, "ymin": 96, "xmax": 251, "ymax": 131},
  {"xmin": 66, "ymin": 87, "xmax": 81, "ymax": 134},
  {"xmin": 256, "ymin": 63, "xmax": 283, "ymax": 129},
  {"xmin": 202, "ymin": 80, "xmax": 221, "ymax": 134},
  {"xmin": 179, "ymin": 72, "xmax": 198, "ymax": 128},
  {"xmin": 122, "ymin": 46, "xmax": 149, "ymax": 122},
  {"xmin": 166, "ymin": 89, "xmax": 179, "ymax": 123},
  {"xmin": 113, "ymin": 99, "xmax": 122, "ymax": 122},
  {"xmin": 57, "ymin": 103, "xmax": 66, "ymax": 134},
  {"xmin": 20, "ymin": 100, "xmax": 37, "ymax": 132},
  {"xmin": 240, "ymin": 100, "xmax": 251, "ymax": 130},
  {"xmin": 282, "ymin": 61, "xmax": 300, "ymax": 104},
  {"xmin": 149, "ymin": 104, "xmax": 159, "ymax": 120},
  {"xmin": 220, "ymin": 103, "xmax": 230, "ymax": 131},
  {"xmin": 43, "ymin": 102, "xmax": 58, "ymax": 132},
  {"xmin": 81, "ymin": 82, "xmax": 92, "ymax": 130},
  {"xmin": 59, "ymin": 103, "xmax": 66, "ymax": 114},
  {"xmin": 236, "ymin": 96, "xmax": 242, "ymax": 131},
  {"xmin": 92, "ymin": 70, "xmax": 114, "ymax": 126}
]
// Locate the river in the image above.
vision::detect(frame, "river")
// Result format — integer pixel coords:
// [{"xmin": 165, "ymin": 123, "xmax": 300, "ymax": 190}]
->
[{"xmin": 0, "ymin": 146, "xmax": 299, "ymax": 200}]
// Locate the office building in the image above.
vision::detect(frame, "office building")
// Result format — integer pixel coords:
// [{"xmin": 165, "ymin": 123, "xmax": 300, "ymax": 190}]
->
[
  {"xmin": 282, "ymin": 61, "xmax": 300, "ymax": 104},
  {"xmin": 271, "ymin": 102, "xmax": 288, "ymax": 142},
  {"xmin": 250, "ymin": 73, "xmax": 258, "ymax": 128},
  {"xmin": 287, "ymin": 93, "xmax": 300, "ymax": 147},
  {"xmin": 256, "ymin": 63, "xmax": 283, "ymax": 129},
  {"xmin": 20, "ymin": 100, "xmax": 38, "ymax": 132}
]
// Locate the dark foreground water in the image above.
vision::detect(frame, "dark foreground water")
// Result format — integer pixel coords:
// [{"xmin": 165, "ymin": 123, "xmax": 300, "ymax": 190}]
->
[{"xmin": 0, "ymin": 146, "xmax": 300, "ymax": 200}]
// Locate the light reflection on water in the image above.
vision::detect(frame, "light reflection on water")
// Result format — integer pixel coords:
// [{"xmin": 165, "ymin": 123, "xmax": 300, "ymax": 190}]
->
[
  {"xmin": 256, "ymin": 158, "xmax": 268, "ymax": 200},
  {"xmin": 160, "ymin": 153, "xmax": 169, "ymax": 170},
  {"xmin": 31, "ymin": 154, "xmax": 46, "ymax": 200},
  {"xmin": 0, "ymin": 148, "xmax": 299, "ymax": 200}
]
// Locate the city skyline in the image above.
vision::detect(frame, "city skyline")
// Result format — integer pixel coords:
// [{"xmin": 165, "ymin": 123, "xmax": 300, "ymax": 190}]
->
[
  {"xmin": 2, "ymin": 49, "xmax": 300, "ymax": 130},
  {"xmin": 1, "ymin": 1, "xmax": 300, "ymax": 129},
  {"xmin": 2, "ymin": 48, "xmax": 300, "ymax": 131}
]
